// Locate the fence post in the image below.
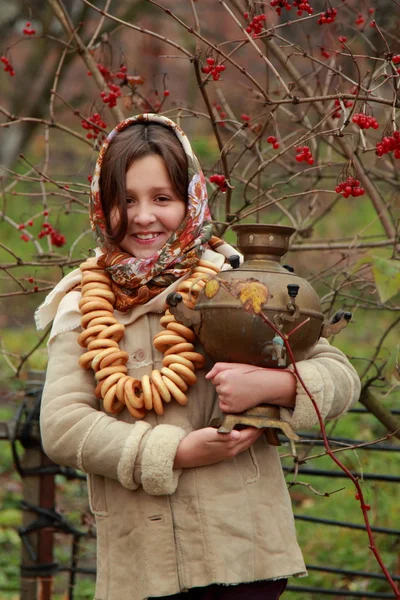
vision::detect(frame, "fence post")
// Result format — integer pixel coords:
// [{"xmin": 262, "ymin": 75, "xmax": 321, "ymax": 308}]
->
[{"xmin": 20, "ymin": 370, "xmax": 55, "ymax": 600}]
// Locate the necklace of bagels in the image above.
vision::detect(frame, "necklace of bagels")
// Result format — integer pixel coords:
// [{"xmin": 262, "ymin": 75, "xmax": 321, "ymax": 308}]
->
[{"xmin": 78, "ymin": 258, "xmax": 220, "ymax": 417}]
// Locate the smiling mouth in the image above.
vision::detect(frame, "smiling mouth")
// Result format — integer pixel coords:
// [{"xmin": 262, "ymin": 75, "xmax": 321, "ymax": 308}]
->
[{"xmin": 133, "ymin": 233, "xmax": 161, "ymax": 240}]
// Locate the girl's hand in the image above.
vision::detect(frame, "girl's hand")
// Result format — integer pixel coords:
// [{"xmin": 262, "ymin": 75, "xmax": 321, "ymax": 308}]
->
[
  {"xmin": 206, "ymin": 362, "xmax": 297, "ymax": 414},
  {"xmin": 173, "ymin": 426, "xmax": 263, "ymax": 469}
]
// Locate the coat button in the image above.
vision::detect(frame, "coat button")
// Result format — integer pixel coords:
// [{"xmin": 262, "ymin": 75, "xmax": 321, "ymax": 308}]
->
[{"xmin": 134, "ymin": 349, "xmax": 146, "ymax": 361}]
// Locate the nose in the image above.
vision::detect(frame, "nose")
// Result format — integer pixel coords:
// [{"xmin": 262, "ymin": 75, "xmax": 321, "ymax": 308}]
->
[{"xmin": 132, "ymin": 202, "xmax": 157, "ymax": 226}]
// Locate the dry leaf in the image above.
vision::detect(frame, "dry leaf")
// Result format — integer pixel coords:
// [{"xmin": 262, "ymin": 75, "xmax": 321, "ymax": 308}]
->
[
  {"xmin": 204, "ymin": 278, "xmax": 220, "ymax": 299},
  {"xmin": 236, "ymin": 280, "xmax": 269, "ymax": 314}
]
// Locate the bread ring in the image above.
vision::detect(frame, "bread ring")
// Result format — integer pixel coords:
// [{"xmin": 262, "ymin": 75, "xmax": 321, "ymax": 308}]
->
[
  {"xmin": 101, "ymin": 371, "xmax": 127, "ymax": 398},
  {"xmin": 88, "ymin": 338, "xmax": 119, "ymax": 351},
  {"xmin": 116, "ymin": 375, "xmax": 130, "ymax": 403},
  {"xmin": 153, "ymin": 334, "xmax": 187, "ymax": 352},
  {"xmin": 151, "ymin": 382, "xmax": 164, "ymax": 415},
  {"xmin": 95, "ymin": 380, "xmax": 103, "ymax": 399},
  {"xmin": 195, "ymin": 266, "xmax": 219, "ymax": 276},
  {"xmin": 95, "ymin": 364, "xmax": 127, "ymax": 381},
  {"xmin": 81, "ymin": 271, "xmax": 111, "ymax": 285},
  {"xmin": 166, "ymin": 322, "xmax": 196, "ymax": 342},
  {"xmin": 78, "ymin": 324, "xmax": 108, "ymax": 347},
  {"xmin": 81, "ymin": 282, "xmax": 111, "ymax": 294},
  {"xmin": 179, "ymin": 352, "xmax": 206, "ymax": 369},
  {"xmin": 161, "ymin": 367, "xmax": 188, "ymax": 392},
  {"xmin": 83, "ymin": 288, "xmax": 116, "ymax": 303},
  {"xmin": 168, "ymin": 363, "xmax": 197, "ymax": 385},
  {"xmin": 81, "ymin": 310, "xmax": 112, "ymax": 329},
  {"xmin": 198, "ymin": 259, "xmax": 220, "ymax": 272},
  {"xmin": 162, "ymin": 354, "xmax": 194, "ymax": 370},
  {"xmin": 151, "ymin": 369, "xmax": 171, "ymax": 403},
  {"xmin": 159, "ymin": 314, "xmax": 176, "ymax": 327},
  {"xmin": 87, "ymin": 316, "xmax": 118, "ymax": 328},
  {"xmin": 79, "ymin": 349, "xmax": 99, "ymax": 369},
  {"xmin": 125, "ymin": 400, "xmax": 147, "ymax": 420},
  {"xmin": 80, "ymin": 260, "xmax": 102, "ymax": 272},
  {"xmin": 141, "ymin": 375, "xmax": 152, "ymax": 410},
  {"xmin": 178, "ymin": 281, "xmax": 205, "ymax": 296},
  {"xmin": 91, "ymin": 347, "xmax": 121, "ymax": 371},
  {"xmin": 124, "ymin": 378, "xmax": 144, "ymax": 409},
  {"xmin": 162, "ymin": 376, "xmax": 188, "ymax": 406},
  {"xmin": 98, "ymin": 323, "xmax": 125, "ymax": 342},
  {"xmin": 80, "ymin": 298, "xmax": 114, "ymax": 314},
  {"xmin": 103, "ymin": 384, "xmax": 125, "ymax": 414},
  {"xmin": 163, "ymin": 342, "xmax": 194, "ymax": 357},
  {"xmin": 99, "ymin": 350, "xmax": 129, "ymax": 370}
]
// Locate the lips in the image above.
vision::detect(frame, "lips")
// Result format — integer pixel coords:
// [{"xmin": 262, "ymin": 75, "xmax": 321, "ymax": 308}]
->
[{"xmin": 134, "ymin": 233, "xmax": 160, "ymax": 240}]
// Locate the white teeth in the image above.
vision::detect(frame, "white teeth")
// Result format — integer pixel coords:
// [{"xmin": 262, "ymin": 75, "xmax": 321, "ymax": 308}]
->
[{"xmin": 135, "ymin": 233, "xmax": 159, "ymax": 240}]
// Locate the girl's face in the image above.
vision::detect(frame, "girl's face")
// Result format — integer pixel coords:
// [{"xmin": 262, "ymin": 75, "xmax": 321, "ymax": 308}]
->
[{"xmin": 110, "ymin": 154, "xmax": 186, "ymax": 259}]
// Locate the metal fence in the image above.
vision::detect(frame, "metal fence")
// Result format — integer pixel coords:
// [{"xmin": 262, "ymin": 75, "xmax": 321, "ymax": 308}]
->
[{"xmin": 0, "ymin": 383, "xmax": 399, "ymax": 600}]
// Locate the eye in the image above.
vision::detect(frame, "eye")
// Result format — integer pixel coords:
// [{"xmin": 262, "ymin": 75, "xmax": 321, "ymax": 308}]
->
[
  {"xmin": 126, "ymin": 196, "xmax": 135, "ymax": 205},
  {"xmin": 155, "ymin": 196, "xmax": 170, "ymax": 203}
]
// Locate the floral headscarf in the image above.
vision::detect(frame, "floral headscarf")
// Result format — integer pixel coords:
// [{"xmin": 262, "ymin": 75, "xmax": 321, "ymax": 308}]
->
[{"xmin": 89, "ymin": 114, "xmax": 214, "ymax": 312}]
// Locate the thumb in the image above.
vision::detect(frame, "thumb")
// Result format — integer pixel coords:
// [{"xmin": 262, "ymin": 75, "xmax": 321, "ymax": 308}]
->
[{"xmin": 217, "ymin": 428, "xmax": 240, "ymax": 441}]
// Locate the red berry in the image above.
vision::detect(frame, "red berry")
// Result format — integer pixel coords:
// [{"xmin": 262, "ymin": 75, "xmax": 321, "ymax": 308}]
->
[
  {"xmin": 206, "ymin": 57, "xmax": 215, "ymax": 65},
  {"xmin": 163, "ymin": 90, "xmax": 170, "ymax": 97},
  {"xmin": 28, "ymin": 277, "xmax": 34, "ymax": 283},
  {"xmin": 267, "ymin": 135, "xmax": 276, "ymax": 143},
  {"xmin": 393, "ymin": 55, "xmax": 400, "ymax": 65},
  {"xmin": 365, "ymin": 504, "xmax": 371, "ymax": 511},
  {"xmin": 43, "ymin": 210, "xmax": 49, "ymax": 216},
  {"xmin": 34, "ymin": 285, "xmax": 39, "ymax": 292}
]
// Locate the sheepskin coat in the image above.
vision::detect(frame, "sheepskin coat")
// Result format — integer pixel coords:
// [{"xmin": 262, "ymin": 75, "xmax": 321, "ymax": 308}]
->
[{"xmin": 40, "ymin": 279, "xmax": 361, "ymax": 600}]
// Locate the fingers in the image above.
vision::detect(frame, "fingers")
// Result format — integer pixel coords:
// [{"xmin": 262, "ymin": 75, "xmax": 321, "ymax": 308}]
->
[{"xmin": 205, "ymin": 362, "xmax": 238, "ymax": 380}]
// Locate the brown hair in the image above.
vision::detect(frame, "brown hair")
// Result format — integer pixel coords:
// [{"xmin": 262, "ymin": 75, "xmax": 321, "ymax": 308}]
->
[{"xmin": 99, "ymin": 122, "xmax": 189, "ymax": 246}]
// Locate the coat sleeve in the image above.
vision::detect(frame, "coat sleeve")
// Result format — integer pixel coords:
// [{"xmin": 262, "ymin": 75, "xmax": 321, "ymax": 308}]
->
[
  {"xmin": 279, "ymin": 338, "xmax": 361, "ymax": 430},
  {"xmin": 40, "ymin": 329, "xmax": 187, "ymax": 496}
]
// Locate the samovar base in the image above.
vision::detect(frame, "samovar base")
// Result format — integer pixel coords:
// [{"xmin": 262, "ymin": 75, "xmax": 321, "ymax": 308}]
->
[{"xmin": 209, "ymin": 404, "xmax": 299, "ymax": 446}]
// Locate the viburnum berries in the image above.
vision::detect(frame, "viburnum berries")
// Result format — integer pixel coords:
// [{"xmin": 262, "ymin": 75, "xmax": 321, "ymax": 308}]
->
[
  {"xmin": 81, "ymin": 113, "xmax": 107, "ymax": 141},
  {"xmin": 209, "ymin": 174, "xmax": 228, "ymax": 192},
  {"xmin": 100, "ymin": 83, "xmax": 121, "ymax": 108},
  {"xmin": 321, "ymin": 47, "xmax": 331, "ymax": 59},
  {"xmin": 317, "ymin": 8, "xmax": 337, "ymax": 24},
  {"xmin": 240, "ymin": 113, "xmax": 250, "ymax": 122},
  {"xmin": 392, "ymin": 55, "xmax": 400, "ymax": 65},
  {"xmin": 202, "ymin": 57, "xmax": 226, "ymax": 81},
  {"xmin": 244, "ymin": 12, "xmax": 266, "ymax": 36},
  {"xmin": 293, "ymin": 0, "xmax": 313, "ymax": 17},
  {"xmin": 355, "ymin": 13, "xmax": 365, "ymax": 26},
  {"xmin": 23, "ymin": 21, "xmax": 36, "ymax": 36},
  {"xmin": 376, "ymin": 131, "xmax": 400, "ymax": 158},
  {"xmin": 270, "ymin": 0, "xmax": 291, "ymax": 16},
  {"xmin": 295, "ymin": 146, "xmax": 314, "ymax": 164},
  {"xmin": 332, "ymin": 98, "xmax": 353, "ymax": 119},
  {"xmin": 335, "ymin": 176, "xmax": 365, "ymax": 198},
  {"xmin": 267, "ymin": 135, "xmax": 280, "ymax": 149},
  {"xmin": 1, "ymin": 56, "xmax": 15, "ymax": 76},
  {"xmin": 37, "ymin": 222, "xmax": 66, "ymax": 247},
  {"xmin": 352, "ymin": 113, "xmax": 379, "ymax": 130}
]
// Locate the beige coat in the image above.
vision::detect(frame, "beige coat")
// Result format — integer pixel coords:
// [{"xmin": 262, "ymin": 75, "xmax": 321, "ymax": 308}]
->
[{"xmin": 40, "ymin": 282, "xmax": 361, "ymax": 600}]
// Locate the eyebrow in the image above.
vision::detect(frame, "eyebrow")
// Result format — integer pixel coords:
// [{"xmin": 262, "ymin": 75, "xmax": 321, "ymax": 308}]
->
[{"xmin": 126, "ymin": 186, "xmax": 174, "ymax": 194}]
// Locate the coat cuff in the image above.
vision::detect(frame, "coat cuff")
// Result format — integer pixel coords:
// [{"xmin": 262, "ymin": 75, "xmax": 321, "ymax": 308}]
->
[
  {"xmin": 117, "ymin": 421, "xmax": 152, "ymax": 490},
  {"xmin": 280, "ymin": 361, "xmax": 334, "ymax": 431},
  {"xmin": 141, "ymin": 424, "xmax": 187, "ymax": 496}
]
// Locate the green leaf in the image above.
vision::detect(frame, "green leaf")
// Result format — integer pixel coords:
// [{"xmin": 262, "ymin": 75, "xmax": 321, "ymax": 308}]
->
[{"xmin": 371, "ymin": 257, "xmax": 400, "ymax": 303}]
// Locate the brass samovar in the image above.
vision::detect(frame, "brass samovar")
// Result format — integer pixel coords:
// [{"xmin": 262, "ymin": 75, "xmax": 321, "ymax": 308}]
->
[{"xmin": 167, "ymin": 224, "xmax": 351, "ymax": 445}]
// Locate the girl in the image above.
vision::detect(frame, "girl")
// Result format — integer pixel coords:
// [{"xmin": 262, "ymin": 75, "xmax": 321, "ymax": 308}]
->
[{"xmin": 37, "ymin": 114, "xmax": 361, "ymax": 600}]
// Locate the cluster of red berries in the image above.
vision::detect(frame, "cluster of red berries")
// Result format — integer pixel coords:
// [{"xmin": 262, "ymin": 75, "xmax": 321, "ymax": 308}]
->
[
  {"xmin": 209, "ymin": 174, "xmax": 228, "ymax": 192},
  {"xmin": 335, "ymin": 176, "xmax": 365, "ymax": 198},
  {"xmin": 320, "ymin": 47, "xmax": 330, "ymax": 59},
  {"xmin": 243, "ymin": 12, "xmax": 266, "ymax": 36},
  {"xmin": 267, "ymin": 135, "xmax": 280, "ymax": 149},
  {"xmin": 295, "ymin": 146, "xmax": 314, "ymax": 164},
  {"xmin": 81, "ymin": 113, "xmax": 107, "ymax": 140},
  {"xmin": 292, "ymin": 0, "xmax": 313, "ymax": 17},
  {"xmin": 317, "ymin": 8, "xmax": 337, "ymax": 25},
  {"xmin": 375, "ymin": 132, "xmax": 400, "ymax": 158},
  {"xmin": 392, "ymin": 55, "xmax": 400, "ymax": 65},
  {"xmin": 23, "ymin": 21, "xmax": 36, "ymax": 36},
  {"xmin": 37, "ymin": 222, "xmax": 66, "ymax": 246},
  {"xmin": 352, "ymin": 113, "xmax": 379, "ymax": 130},
  {"xmin": 355, "ymin": 13, "xmax": 365, "ymax": 26},
  {"xmin": 214, "ymin": 103, "xmax": 227, "ymax": 127},
  {"xmin": 270, "ymin": 0, "xmax": 291, "ymax": 17},
  {"xmin": 202, "ymin": 57, "xmax": 226, "ymax": 81},
  {"xmin": 1, "ymin": 56, "xmax": 15, "ymax": 76},
  {"xmin": 100, "ymin": 84, "xmax": 121, "ymax": 108},
  {"xmin": 332, "ymin": 98, "xmax": 353, "ymax": 119}
]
